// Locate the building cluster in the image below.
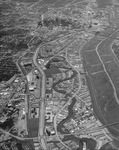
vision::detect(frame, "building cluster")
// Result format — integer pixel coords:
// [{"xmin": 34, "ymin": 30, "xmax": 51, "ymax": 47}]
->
[
  {"xmin": 26, "ymin": 68, "xmax": 41, "ymax": 97},
  {"xmin": 0, "ymin": 75, "xmax": 28, "ymax": 142},
  {"xmin": 55, "ymin": 79, "xmax": 73, "ymax": 91},
  {"xmin": 52, "ymin": 71, "xmax": 72, "ymax": 84},
  {"xmin": 47, "ymin": 38, "xmax": 114, "ymax": 149},
  {"xmin": 0, "ymin": 75, "xmax": 26, "ymax": 109},
  {"xmin": 21, "ymin": 58, "xmax": 42, "ymax": 120},
  {"xmin": 0, "ymin": 0, "xmax": 114, "ymax": 149}
]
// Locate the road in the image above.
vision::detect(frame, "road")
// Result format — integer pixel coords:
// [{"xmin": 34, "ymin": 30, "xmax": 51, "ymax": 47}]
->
[
  {"xmin": 0, "ymin": 128, "xmax": 37, "ymax": 141},
  {"xmin": 33, "ymin": 46, "xmax": 47, "ymax": 150},
  {"xmin": 32, "ymin": 35, "xmax": 77, "ymax": 150}
]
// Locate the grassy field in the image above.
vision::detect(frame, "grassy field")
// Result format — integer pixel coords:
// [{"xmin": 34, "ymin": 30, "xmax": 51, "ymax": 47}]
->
[
  {"xmin": 27, "ymin": 118, "xmax": 39, "ymax": 137},
  {"xmin": 84, "ymin": 50, "xmax": 101, "ymax": 65},
  {"xmin": 88, "ymin": 65, "xmax": 119, "ymax": 136},
  {"xmin": 98, "ymin": 32, "xmax": 118, "ymax": 56},
  {"xmin": 97, "ymin": 27, "xmax": 117, "ymax": 38},
  {"xmin": 105, "ymin": 61, "xmax": 119, "ymax": 97},
  {"xmin": 112, "ymin": 43, "xmax": 119, "ymax": 59},
  {"xmin": 97, "ymin": 31, "xmax": 119, "ymax": 100},
  {"xmin": 82, "ymin": 37, "xmax": 101, "ymax": 51},
  {"xmin": 82, "ymin": 30, "xmax": 119, "ymax": 137},
  {"xmin": 53, "ymin": 0, "xmax": 68, "ymax": 8},
  {"xmin": 101, "ymin": 55, "xmax": 114, "ymax": 62},
  {"xmin": 12, "ymin": 0, "xmax": 39, "ymax": 2},
  {"xmin": 63, "ymin": 0, "xmax": 75, "ymax": 5},
  {"xmin": 92, "ymin": 71, "xmax": 119, "ymax": 136},
  {"xmin": 91, "ymin": 64, "xmax": 104, "ymax": 73},
  {"xmin": 92, "ymin": 71, "xmax": 118, "ymax": 112},
  {"xmin": 85, "ymin": 71, "xmax": 119, "ymax": 137},
  {"xmin": 43, "ymin": 0, "xmax": 56, "ymax": 4},
  {"xmin": 96, "ymin": 0, "xmax": 112, "ymax": 8},
  {"xmin": 98, "ymin": 42, "xmax": 112, "ymax": 56}
]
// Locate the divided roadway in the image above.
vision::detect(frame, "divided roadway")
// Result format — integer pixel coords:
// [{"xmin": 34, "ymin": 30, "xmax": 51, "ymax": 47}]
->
[{"xmin": 33, "ymin": 46, "xmax": 47, "ymax": 150}]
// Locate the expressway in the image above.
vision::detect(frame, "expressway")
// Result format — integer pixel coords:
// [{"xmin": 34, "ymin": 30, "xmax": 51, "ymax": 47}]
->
[{"xmin": 33, "ymin": 46, "xmax": 47, "ymax": 150}]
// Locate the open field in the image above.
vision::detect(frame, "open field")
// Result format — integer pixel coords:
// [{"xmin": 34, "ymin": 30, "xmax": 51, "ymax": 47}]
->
[
  {"xmin": 91, "ymin": 64, "xmax": 104, "ymax": 74},
  {"xmin": 84, "ymin": 50, "xmax": 101, "ymax": 65},
  {"xmin": 98, "ymin": 42, "xmax": 113, "ymax": 56},
  {"xmin": 27, "ymin": 118, "xmax": 39, "ymax": 137},
  {"xmin": 53, "ymin": 0, "xmax": 68, "ymax": 7},
  {"xmin": 97, "ymin": 31, "xmax": 119, "ymax": 100},
  {"xmin": 97, "ymin": 0, "xmax": 112, "ymax": 8},
  {"xmin": 101, "ymin": 55, "xmax": 114, "ymax": 62},
  {"xmin": 43, "ymin": 0, "xmax": 56, "ymax": 4},
  {"xmin": 97, "ymin": 27, "xmax": 117, "ymax": 37},
  {"xmin": 112, "ymin": 42, "xmax": 119, "ymax": 59},
  {"xmin": 98, "ymin": 32, "xmax": 118, "ymax": 56},
  {"xmin": 105, "ymin": 61, "xmax": 119, "ymax": 96},
  {"xmin": 12, "ymin": 0, "xmax": 39, "ymax": 2},
  {"xmin": 82, "ymin": 28, "xmax": 119, "ymax": 137},
  {"xmin": 82, "ymin": 37, "xmax": 101, "ymax": 51},
  {"xmin": 85, "ymin": 72, "xmax": 119, "ymax": 137},
  {"xmin": 91, "ymin": 71, "xmax": 118, "ymax": 113},
  {"xmin": 85, "ymin": 62, "xmax": 119, "ymax": 136},
  {"xmin": 62, "ymin": 0, "xmax": 75, "ymax": 5},
  {"xmin": 91, "ymin": 71, "xmax": 119, "ymax": 135}
]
